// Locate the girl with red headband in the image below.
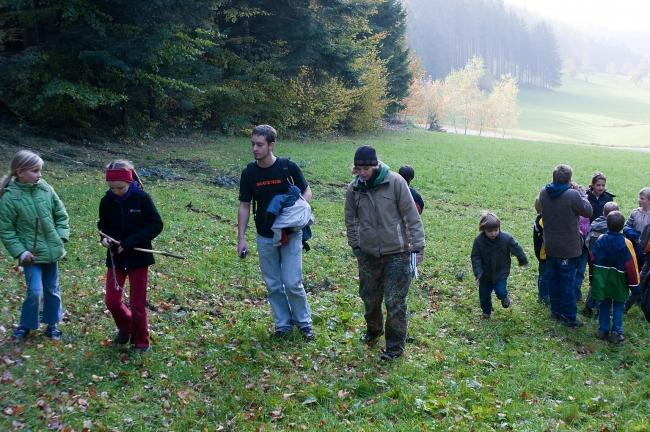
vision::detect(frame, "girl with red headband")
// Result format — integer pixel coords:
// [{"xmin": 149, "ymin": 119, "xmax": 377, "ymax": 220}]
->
[{"xmin": 98, "ymin": 160, "xmax": 163, "ymax": 352}]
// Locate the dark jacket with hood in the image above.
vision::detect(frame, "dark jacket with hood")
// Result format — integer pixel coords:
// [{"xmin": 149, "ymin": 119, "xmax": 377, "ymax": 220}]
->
[
  {"xmin": 538, "ymin": 183, "xmax": 592, "ymax": 259},
  {"xmin": 471, "ymin": 231, "xmax": 528, "ymax": 284},
  {"xmin": 98, "ymin": 183, "xmax": 163, "ymax": 270},
  {"xmin": 587, "ymin": 188, "xmax": 615, "ymax": 222}
]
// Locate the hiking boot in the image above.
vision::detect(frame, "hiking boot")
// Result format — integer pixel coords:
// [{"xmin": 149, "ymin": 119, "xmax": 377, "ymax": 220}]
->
[
  {"xmin": 360, "ymin": 330, "xmax": 383, "ymax": 345},
  {"xmin": 379, "ymin": 350, "xmax": 402, "ymax": 361},
  {"xmin": 561, "ymin": 319, "xmax": 584, "ymax": 328},
  {"xmin": 114, "ymin": 331, "xmax": 130, "ymax": 345},
  {"xmin": 12, "ymin": 326, "xmax": 30, "ymax": 342},
  {"xmin": 501, "ymin": 296, "xmax": 511, "ymax": 309},
  {"xmin": 300, "ymin": 327, "xmax": 315, "ymax": 342},
  {"xmin": 45, "ymin": 325, "xmax": 62, "ymax": 341},
  {"xmin": 550, "ymin": 312, "xmax": 562, "ymax": 321},
  {"xmin": 608, "ymin": 332, "xmax": 625, "ymax": 344},
  {"xmin": 272, "ymin": 329, "xmax": 292, "ymax": 340},
  {"xmin": 596, "ymin": 330, "xmax": 609, "ymax": 340},
  {"xmin": 480, "ymin": 313, "xmax": 491, "ymax": 320}
]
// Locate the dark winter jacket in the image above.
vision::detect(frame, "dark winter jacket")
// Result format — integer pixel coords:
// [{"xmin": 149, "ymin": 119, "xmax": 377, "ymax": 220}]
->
[
  {"xmin": 586, "ymin": 189, "xmax": 615, "ymax": 222},
  {"xmin": 537, "ymin": 183, "xmax": 592, "ymax": 258},
  {"xmin": 471, "ymin": 231, "xmax": 528, "ymax": 284},
  {"xmin": 533, "ymin": 215, "xmax": 546, "ymax": 262},
  {"xmin": 97, "ymin": 184, "xmax": 163, "ymax": 269}
]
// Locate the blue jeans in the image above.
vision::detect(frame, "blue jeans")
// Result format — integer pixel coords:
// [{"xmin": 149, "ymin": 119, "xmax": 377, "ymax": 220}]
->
[
  {"xmin": 478, "ymin": 278, "xmax": 508, "ymax": 315},
  {"xmin": 20, "ymin": 263, "xmax": 62, "ymax": 329},
  {"xmin": 537, "ymin": 261, "xmax": 549, "ymax": 303},
  {"xmin": 547, "ymin": 256, "xmax": 579, "ymax": 322},
  {"xmin": 256, "ymin": 232, "xmax": 312, "ymax": 332},
  {"xmin": 573, "ymin": 246, "xmax": 588, "ymax": 301},
  {"xmin": 598, "ymin": 299, "xmax": 624, "ymax": 334}
]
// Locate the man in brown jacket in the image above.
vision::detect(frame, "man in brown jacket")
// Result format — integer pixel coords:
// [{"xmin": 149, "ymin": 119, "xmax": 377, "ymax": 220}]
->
[
  {"xmin": 537, "ymin": 164, "xmax": 592, "ymax": 327},
  {"xmin": 345, "ymin": 145, "xmax": 425, "ymax": 360}
]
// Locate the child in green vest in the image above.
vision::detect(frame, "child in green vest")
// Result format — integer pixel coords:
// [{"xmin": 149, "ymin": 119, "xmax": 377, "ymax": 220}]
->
[{"xmin": 0, "ymin": 150, "xmax": 69, "ymax": 342}]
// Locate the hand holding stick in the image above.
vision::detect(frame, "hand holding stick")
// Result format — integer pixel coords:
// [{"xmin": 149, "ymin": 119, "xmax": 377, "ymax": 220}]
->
[{"xmin": 99, "ymin": 231, "xmax": 186, "ymax": 260}]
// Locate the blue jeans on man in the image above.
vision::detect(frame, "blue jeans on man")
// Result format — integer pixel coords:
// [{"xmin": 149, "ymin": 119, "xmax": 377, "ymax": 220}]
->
[
  {"xmin": 256, "ymin": 231, "xmax": 312, "ymax": 332},
  {"xmin": 20, "ymin": 263, "xmax": 63, "ymax": 329},
  {"xmin": 598, "ymin": 299, "xmax": 624, "ymax": 335},
  {"xmin": 546, "ymin": 256, "xmax": 579, "ymax": 322},
  {"xmin": 479, "ymin": 278, "xmax": 508, "ymax": 316}
]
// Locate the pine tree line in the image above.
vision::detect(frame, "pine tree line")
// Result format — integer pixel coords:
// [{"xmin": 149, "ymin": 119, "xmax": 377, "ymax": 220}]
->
[
  {"xmin": 407, "ymin": 0, "xmax": 562, "ymax": 89},
  {"xmin": 0, "ymin": 0, "xmax": 412, "ymax": 136}
]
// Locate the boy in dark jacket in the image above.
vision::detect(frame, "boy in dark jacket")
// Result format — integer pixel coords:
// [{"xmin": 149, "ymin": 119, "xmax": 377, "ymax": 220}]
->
[
  {"xmin": 471, "ymin": 212, "xmax": 528, "ymax": 319},
  {"xmin": 398, "ymin": 165, "xmax": 424, "ymax": 214},
  {"xmin": 533, "ymin": 201, "xmax": 548, "ymax": 306}
]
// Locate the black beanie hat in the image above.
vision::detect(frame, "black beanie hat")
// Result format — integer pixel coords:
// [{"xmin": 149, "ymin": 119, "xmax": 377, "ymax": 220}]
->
[{"xmin": 354, "ymin": 145, "xmax": 378, "ymax": 166}]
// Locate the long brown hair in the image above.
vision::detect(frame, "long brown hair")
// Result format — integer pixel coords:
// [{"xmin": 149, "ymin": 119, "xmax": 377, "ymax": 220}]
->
[
  {"xmin": 106, "ymin": 159, "xmax": 144, "ymax": 190},
  {"xmin": 0, "ymin": 150, "xmax": 44, "ymax": 198}
]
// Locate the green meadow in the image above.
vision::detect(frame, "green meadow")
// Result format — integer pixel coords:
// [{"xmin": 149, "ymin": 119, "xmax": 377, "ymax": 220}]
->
[
  {"xmin": 516, "ymin": 74, "xmax": 650, "ymax": 148},
  {"xmin": 0, "ymin": 129, "xmax": 649, "ymax": 431}
]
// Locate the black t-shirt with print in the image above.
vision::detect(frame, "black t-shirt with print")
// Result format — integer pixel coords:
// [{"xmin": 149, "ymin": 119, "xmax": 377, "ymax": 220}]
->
[{"xmin": 239, "ymin": 158, "xmax": 308, "ymax": 238}]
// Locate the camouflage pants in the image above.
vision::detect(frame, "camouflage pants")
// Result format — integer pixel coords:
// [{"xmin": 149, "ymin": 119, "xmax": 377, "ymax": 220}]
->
[{"xmin": 357, "ymin": 251, "xmax": 412, "ymax": 354}]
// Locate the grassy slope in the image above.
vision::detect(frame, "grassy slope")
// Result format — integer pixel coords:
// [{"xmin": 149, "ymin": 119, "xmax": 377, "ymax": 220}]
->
[
  {"xmin": 516, "ymin": 74, "xmax": 650, "ymax": 148},
  {"xmin": 0, "ymin": 130, "xmax": 649, "ymax": 431}
]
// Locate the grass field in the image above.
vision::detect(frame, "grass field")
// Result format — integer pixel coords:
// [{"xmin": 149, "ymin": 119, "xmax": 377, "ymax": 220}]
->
[
  {"xmin": 516, "ymin": 74, "xmax": 650, "ymax": 148},
  {"xmin": 0, "ymin": 129, "xmax": 649, "ymax": 431}
]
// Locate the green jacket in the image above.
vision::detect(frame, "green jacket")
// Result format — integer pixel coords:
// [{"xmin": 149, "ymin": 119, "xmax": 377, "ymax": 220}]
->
[
  {"xmin": 0, "ymin": 179, "xmax": 69, "ymax": 263},
  {"xmin": 345, "ymin": 164, "xmax": 425, "ymax": 257}
]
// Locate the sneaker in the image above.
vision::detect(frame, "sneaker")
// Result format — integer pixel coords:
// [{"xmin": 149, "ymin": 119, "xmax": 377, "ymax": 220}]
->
[
  {"xmin": 501, "ymin": 296, "xmax": 511, "ymax": 308},
  {"xmin": 11, "ymin": 326, "xmax": 30, "ymax": 342},
  {"xmin": 45, "ymin": 325, "xmax": 62, "ymax": 341},
  {"xmin": 561, "ymin": 319, "xmax": 584, "ymax": 328},
  {"xmin": 300, "ymin": 327, "xmax": 315, "ymax": 342},
  {"xmin": 379, "ymin": 350, "xmax": 402, "ymax": 361},
  {"xmin": 608, "ymin": 332, "xmax": 625, "ymax": 344},
  {"xmin": 360, "ymin": 330, "xmax": 384, "ymax": 345},
  {"xmin": 596, "ymin": 330, "xmax": 609, "ymax": 340},
  {"xmin": 272, "ymin": 329, "xmax": 292, "ymax": 339},
  {"xmin": 480, "ymin": 313, "xmax": 491, "ymax": 320},
  {"xmin": 114, "ymin": 331, "xmax": 130, "ymax": 345}
]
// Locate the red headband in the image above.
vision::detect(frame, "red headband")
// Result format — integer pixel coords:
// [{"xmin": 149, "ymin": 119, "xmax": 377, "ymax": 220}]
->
[{"xmin": 105, "ymin": 169, "xmax": 133, "ymax": 183}]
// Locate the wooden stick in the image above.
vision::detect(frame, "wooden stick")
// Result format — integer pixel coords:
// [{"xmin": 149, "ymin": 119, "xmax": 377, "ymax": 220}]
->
[{"xmin": 99, "ymin": 230, "xmax": 186, "ymax": 259}]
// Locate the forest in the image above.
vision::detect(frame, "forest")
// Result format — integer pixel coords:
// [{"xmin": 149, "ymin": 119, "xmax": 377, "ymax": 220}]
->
[{"xmin": 0, "ymin": 0, "xmax": 411, "ymax": 136}]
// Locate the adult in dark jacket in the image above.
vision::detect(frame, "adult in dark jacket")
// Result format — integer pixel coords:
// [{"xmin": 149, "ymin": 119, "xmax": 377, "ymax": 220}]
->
[
  {"xmin": 537, "ymin": 164, "xmax": 592, "ymax": 327},
  {"xmin": 98, "ymin": 161, "xmax": 163, "ymax": 351},
  {"xmin": 586, "ymin": 172, "xmax": 615, "ymax": 222}
]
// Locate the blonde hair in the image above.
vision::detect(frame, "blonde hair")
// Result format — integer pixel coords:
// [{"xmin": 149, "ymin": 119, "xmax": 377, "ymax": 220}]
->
[
  {"xmin": 0, "ymin": 150, "xmax": 44, "ymax": 198},
  {"xmin": 639, "ymin": 187, "xmax": 650, "ymax": 200},
  {"xmin": 106, "ymin": 159, "xmax": 144, "ymax": 190},
  {"xmin": 479, "ymin": 211, "xmax": 501, "ymax": 232}
]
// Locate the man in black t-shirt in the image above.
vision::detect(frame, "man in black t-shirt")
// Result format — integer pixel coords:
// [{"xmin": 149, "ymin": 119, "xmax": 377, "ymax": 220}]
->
[{"xmin": 237, "ymin": 125, "xmax": 315, "ymax": 341}]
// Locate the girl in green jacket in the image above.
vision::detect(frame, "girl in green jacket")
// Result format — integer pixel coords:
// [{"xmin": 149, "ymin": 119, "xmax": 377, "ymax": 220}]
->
[{"xmin": 0, "ymin": 150, "xmax": 70, "ymax": 342}]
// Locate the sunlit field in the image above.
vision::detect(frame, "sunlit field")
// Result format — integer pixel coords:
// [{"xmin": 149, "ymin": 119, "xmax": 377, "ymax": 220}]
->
[{"xmin": 517, "ymin": 73, "xmax": 650, "ymax": 148}]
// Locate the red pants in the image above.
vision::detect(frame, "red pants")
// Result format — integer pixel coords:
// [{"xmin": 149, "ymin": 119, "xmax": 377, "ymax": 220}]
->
[{"xmin": 105, "ymin": 267, "xmax": 149, "ymax": 349}]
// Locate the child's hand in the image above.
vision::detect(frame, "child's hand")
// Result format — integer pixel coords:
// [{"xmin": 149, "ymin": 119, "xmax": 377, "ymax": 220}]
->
[
  {"xmin": 101, "ymin": 238, "xmax": 111, "ymax": 248},
  {"xmin": 19, "ymin": 251, "xmax": 35, "ymax": 265}
]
